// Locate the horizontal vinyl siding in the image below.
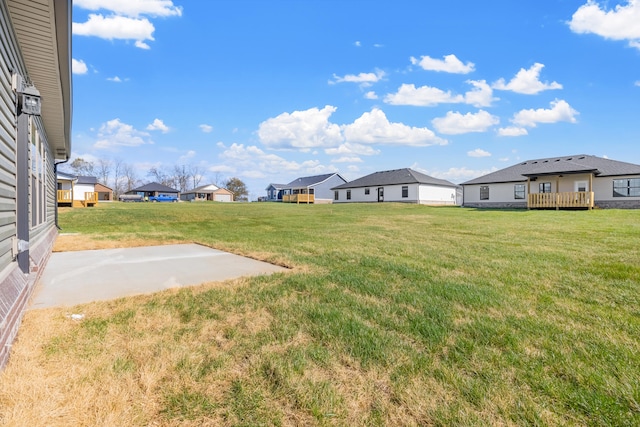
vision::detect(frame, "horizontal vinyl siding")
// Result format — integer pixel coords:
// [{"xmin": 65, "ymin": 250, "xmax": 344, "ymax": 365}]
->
[{"xmin": 0, "ymin": 3, "xmax": 17, "ymax": 273}]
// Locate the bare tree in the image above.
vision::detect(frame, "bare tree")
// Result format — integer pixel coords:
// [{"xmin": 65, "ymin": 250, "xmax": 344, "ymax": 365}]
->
[
  {"xmin": 70, "ymin": 157, "xmax": 95, "ymax": 176},
  {"xmin": 173, "ymin": 164, "xmax": 190, "ymax": 193},
  {"xmin": 122, "ymin": 163, "xmax": 139, "ymax": 193},
  {"xmin": 188, "ymin": 164, "xmax": 204, "ymax": 189},
  {"xmin": 96, "ymin": 158, "xmax": 112, "ymax": 186},
  {"xmin": 112, "ymin": 158, "xmax": 125, "ymax": 198}
]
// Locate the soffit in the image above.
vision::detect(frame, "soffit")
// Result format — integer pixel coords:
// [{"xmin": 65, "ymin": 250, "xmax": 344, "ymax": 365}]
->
[{"xmin": 7, "ymin": 0, "xmax": 71, "ymax": 160}]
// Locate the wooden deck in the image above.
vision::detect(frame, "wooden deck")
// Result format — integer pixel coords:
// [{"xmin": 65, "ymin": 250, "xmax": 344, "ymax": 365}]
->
[
  {"xmin": 282, "ymin": 194, "xmax": 314, "ymax": 204},
  {"xmin": 528, "ymin": 191, "xmax": 594, "ymax": 210},
  {"xmin": 57, "ymin": 190, "xmax": 98, "ymax": 207}
]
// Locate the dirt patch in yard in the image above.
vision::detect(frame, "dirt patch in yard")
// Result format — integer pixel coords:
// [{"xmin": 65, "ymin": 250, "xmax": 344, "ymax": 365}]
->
[{"xmin": 53, "ymin": 234, "xmax": 185, "ymax": 252}]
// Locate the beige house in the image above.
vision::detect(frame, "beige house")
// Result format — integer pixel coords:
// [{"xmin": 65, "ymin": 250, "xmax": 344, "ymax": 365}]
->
[
  {"xmin": 0, "ymin": 0, "xmax": 72, "ymax": 367},
  {"xmin": 181, "ymin": 184, "xmax": 235, "ymax": 202},
  {"xmin": 461, "ymin": 154, "xmax": 640, "ymax": 209}
]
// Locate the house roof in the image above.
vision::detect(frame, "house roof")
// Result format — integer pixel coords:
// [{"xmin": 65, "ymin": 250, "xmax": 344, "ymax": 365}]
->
[
  {"xmin": 184, "ymin": 184, "xmax": 220, "ymax": 194},
  {"xmin": 7, "ymin": 0, "xmax": 72, "ymax": 160},
  {"xmin": 286, "ymin": 173, "xmax": 345, "ymax": 188},
  {"xmin": 130, "ymin": 182, "xmax": 180, "ymax": 193},
  {"xmin": 95, "ymin": 183, "xmax": 113, "ymax": 191},
  {"xmin": 461, "ymin": 154, "xmax": 640, "ymax": 185},
  {"xmin": 332, "ymin": 168, "xmax": 458, "ymax": 190},
  {"xmin": 76, "ymin": 176, "xmax": 98, "ymax": 185},
  {"xmin": 265, "ymin": 183, "xmax": 286, "ymax": 190},
  {"xmin": 56, "ymin": 171, "xmax": 76, "ymax": 181}
]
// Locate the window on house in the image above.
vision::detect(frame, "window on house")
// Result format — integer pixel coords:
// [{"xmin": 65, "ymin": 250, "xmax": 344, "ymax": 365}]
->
[
  {"xmin": 364, "ymin": 188, "xmax": 370, "ymax": 195},
  {"xmin": 514, "ymin": 184, "xmax": 525, "ymax": 199},
  {"xmin": 30, "ymin": 120, "xmax": 46, "ymax": 228},
  {"xmin": 346, "ymin": 190, "xmax": 351, "ymax": 200},
  {"xmin": 480, "ymin": 186, "xmax": 489, "ymax": 200},
  {"xmin": 334, "ymin": 190, "xmax": 339, "ymax": 201},
  {"xmin": 613, "ymin": 178, "xmax": 640, "ymax": 197},
  {"xmin": 539, "ymin": 182, "xmax": 551, "ymax": 193},
  {"xmin": 402, "ymin": 186, "xmax": 408, "ymax": 198}
]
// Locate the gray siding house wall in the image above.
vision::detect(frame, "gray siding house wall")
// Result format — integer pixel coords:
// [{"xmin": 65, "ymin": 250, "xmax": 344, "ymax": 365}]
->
[{"xmin": 0, "ymin": 0, "xmax": 72, "ymax": 368}]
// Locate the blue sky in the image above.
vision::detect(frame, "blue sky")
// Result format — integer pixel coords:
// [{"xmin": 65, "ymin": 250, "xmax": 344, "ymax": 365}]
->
[{"xmin": 70, "ymin": 0, "xmax": 640, "ymax": 199}]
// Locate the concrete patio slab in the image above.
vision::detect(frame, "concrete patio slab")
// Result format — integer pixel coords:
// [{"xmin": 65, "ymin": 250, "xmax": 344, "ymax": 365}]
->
[{"xmin": 29, "ymin": 244, "xmax": 287, "ymax": 309}]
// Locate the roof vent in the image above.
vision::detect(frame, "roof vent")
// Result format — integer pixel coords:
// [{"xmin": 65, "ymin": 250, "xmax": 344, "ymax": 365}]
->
[
  {"xmin": 579, "ymin": 156, "xmax": 585, "ymax": 159},
  {"xmin": 566, "ymin": 158, "xmax": 572, "ymax": 160},
  {"xmin": 543, "ymin": 160, "xmax": 548, "ymax": 163},
  {"xmin": 555, "ymin": 159, "xmax": 560, "ymax": 162},
  {"xmin": 532, "ymin": 161, "xmax": 538, "ymax": 164}
]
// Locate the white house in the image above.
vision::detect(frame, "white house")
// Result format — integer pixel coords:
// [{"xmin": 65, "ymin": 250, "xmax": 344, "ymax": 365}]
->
[
  {"xmin": 0, "ymin": 0, "xmax": 72, "ymax": 367},
  {"xmin": 282, "ymin": 173, "xmax": 347, "ymax": 204},
  {"xmin": 461, "ymin": 154, "xmax": 640, "ymax": 209},
  {"xmin": 56, "ymin": 172, "xmax": 99, "ymax": 207},
  {"xmin": 331, "ymin": 168, "xmax": 459, "ymax": 205}
]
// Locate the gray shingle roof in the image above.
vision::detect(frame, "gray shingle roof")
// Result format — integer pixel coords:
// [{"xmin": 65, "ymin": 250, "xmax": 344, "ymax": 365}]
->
[
  {"xmin": 332, "ymin": 168, "xmax": 457, "ymax": 190},
  {"xmin": 130, "ymin": 182, "xmax": 180, "ymax": 193},
  {"xmin": 286, "ymin": 173, "xmax": 344, "ymax": 188},
  {"xmin": 76, "ymin": 176, "xmax": 98, "ymax": 185},
  {"xmin": 461, "ymin": 154, "xmax": 640, "ymax": 185},
  {"xmin": 265, "ymin": 183, "xmax": 286, "ymax": 190}
]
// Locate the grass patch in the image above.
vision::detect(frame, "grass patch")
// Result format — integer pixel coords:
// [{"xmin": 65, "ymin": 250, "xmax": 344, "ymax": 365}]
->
[{"xmin": 1, "ymin": 202, "xmax": 639, "ymax": 425}]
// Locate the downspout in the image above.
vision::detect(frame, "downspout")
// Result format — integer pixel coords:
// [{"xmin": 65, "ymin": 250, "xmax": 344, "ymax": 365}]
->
[{"xmin": 53, "ymin": 158, "xmax": 69, "ymax": 230}]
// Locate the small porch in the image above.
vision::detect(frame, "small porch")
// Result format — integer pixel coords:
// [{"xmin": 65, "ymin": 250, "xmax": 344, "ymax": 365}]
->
[
  {"xmin": 57, "ymin": 190, "xmax": 99, "ymax": 208},
  {"xmin": 526, "ymin": 173, "xmax": 594, "ymax": 210},
  {"xmin": 282, "ymin": 193, "xmax": 315, "ymax": 204},
  {"xmin": 528, "ymin": 191, "xmax": 594, "ymax": 209}
]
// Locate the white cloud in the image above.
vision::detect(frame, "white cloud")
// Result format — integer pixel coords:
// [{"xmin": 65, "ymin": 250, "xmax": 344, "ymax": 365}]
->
[
  {"xmin": 94, "ymin": 118, "xmax": 153, "ymax": 149},
  {"xmin": 331, "ymin": 156, "xmax": 363, "ymax": 163},
  {"xmin": 343, "ymin": 108, "xmax": 447, "ymax": 147},
  {"xmin": 569, "ymin": 0, "xmax": 640, "ymax": 49},
  {"xmin": 219, "ymin": 143, "xmax": 337, "ymax": 178},
  {"xmin": 330, "ymin": 69, "xmax": 385, "ymax": 87},
  {"xmin": 468, "ymin": 148, "xmax": 491, "ymax": 158},
  {"xmin": 73, "ymin": 14, "xmax": 155, "ymax": 48},
  {"xmin": 146, "ymin": 118, "xmax": 170, "ymax": 133},
  {"xmin": 464, "ymin": 80, "xmax": 498, "ymax": 108},
  {"xmin": 410, "ymin": 54, "xmax": 475, "ymax": 74},
  {"xmin": 384, "ymin": 83, "xmax": 464, "ymax": 106},
  {"xmin": 364, "ymin": 91, "xmax": 378, "ymax": 100},
  {"xmin": 497, "ymin": 126, "xmax": 529, "ymax": 137},
  {"xmin": 354, "ymin": 41, "xmax": 361, "ymax": 47},
  {"xmin": 199, "ymin": 124, "xmax": 213, "ymax": 133},
  {"xmin": 432, "ymin": 110, "xmax": 499, "ymax": 135},
  {"xmin": 178, "ymin": 150, "xmax": 196, "ymax": 164},
  {"xmin": 72, "ymin": 59, "xmax": 88, "ymax": 74},
  {"xmin": 325, "ymin": 142, "xmax": 380, "ymax": 157},
  {"xmin": 74, "ymin": 0, "xmax": 183, "ymax": 18},
  {"xmin": 257, "ymin": 105, "xmax": 343, "ymax": 151},
  {"xmin": 635, "ymin": 81, "xmax": 640, "ymax": 87},
  {"xmin": 385, "ymin": 80, "xmax": 497, "ymax": 107},
  {"xmin": 512, "ymin": 99, "xmax": 579, "ymax": 127},
  {"xmin": 107, "ymin": 76, "xmax": 122, "ymax": 82},
  {"xmin": 417, "ymin": 166, "xmax": 498, "ymax": 184},
  {"xmin": 492, "ymin": 63, "xmax": 562, "ymax": 94}
]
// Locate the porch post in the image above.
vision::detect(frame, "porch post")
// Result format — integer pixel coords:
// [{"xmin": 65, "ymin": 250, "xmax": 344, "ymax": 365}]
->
[
  {"xmin": 556, "ymin": 177, "xmax": 560, "ymax": 210},
  {"xmin": 589, "ymin": 173, "xmax": 593, "ymax": 210},
  {"xmin": 527, "ymin": 178, "xmax": 531, "ymax": 210}
]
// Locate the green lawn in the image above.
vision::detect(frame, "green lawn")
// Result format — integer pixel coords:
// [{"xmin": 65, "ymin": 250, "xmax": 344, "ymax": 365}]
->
[{"xmin": 3, "ymin": 202, "xmax": 639, "ymax": 426}]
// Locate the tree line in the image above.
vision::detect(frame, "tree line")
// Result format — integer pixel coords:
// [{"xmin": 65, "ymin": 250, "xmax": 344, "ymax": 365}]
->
[{"xmin": 62, "ymin": 158, "xmax": 248, "ymax": 201}]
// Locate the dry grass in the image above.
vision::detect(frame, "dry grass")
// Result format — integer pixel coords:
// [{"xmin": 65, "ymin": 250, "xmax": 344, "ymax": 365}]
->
[{"xmin": 1, "ymin": 203, "xmax": 638, "ymax": 426}]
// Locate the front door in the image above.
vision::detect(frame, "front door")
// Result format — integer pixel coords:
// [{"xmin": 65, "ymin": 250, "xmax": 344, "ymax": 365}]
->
[{"xmin": 377, "ymin": 187, "xmax": 384, "ymax": 202}]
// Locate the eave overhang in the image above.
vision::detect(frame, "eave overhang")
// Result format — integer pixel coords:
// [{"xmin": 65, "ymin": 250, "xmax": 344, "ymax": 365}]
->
[{"xmin": 7, "ymin": 0, "xmax": 72, "ymax": 160}]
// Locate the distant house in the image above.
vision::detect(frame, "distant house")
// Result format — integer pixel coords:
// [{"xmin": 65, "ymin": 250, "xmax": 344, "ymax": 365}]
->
[
  {"xmin": 128, "ymin": 182, "xmax": 180, "ymax": 200},
  {"xmin": 332, "ymin": 168, "xmax": 459, "ymax": 205},
  {"xmin": 56, "ymin": 172, "xmax": 99, "ymax": 208},
  {"xmin": 95, "ymin": 183, "xmax": 113, "ymax": 201},
  {"xmin": 461, "ymin": 154, "xmax": 640, "ymax": 209},
  {"xmin": 282, "ymin": 173, "xmax": 347, "ymax": 204},
  {"xmin": 265, "ymin": 183, "xmax": 286, "ymax": 201},
  {"xmin": 181, "ymin": 184, "xmax": 234, "ymax": 202}
]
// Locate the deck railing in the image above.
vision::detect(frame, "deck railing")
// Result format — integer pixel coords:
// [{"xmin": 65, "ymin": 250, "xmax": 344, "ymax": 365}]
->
[
  {"xmin": 528, "ymin": 191, "xmax": 594, "ymax": 209},
  {"xmin": 57, "ymin": 190, "xmax": 72, "ymax": 203},
  {"xmin": 282, "ymin": 194, "xmax": 315, "ymax": 204}
]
